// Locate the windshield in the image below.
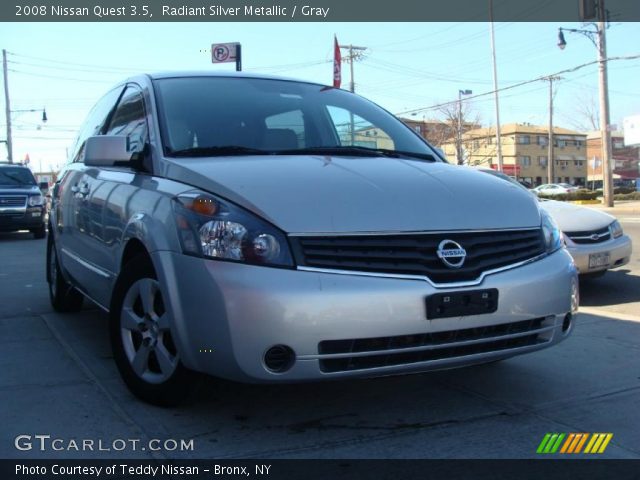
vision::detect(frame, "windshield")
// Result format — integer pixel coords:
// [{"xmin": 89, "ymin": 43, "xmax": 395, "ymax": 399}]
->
[
  {"xmin": 154, "ymin": 76, "xmax": 439, "ymax": 159},
  {"xmin": 0, "ymin": 167, "xmax": 37, "ymax": 186}
]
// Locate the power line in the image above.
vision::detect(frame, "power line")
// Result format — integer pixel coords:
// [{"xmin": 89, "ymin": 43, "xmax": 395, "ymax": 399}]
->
[
  {"xmin": 395, "ymin": 53, "xmax": 640, "ymax": 116},
  {"xmin": 6, "ymin": 51, "xmax": 149, "ymax": 73},
  {"xmin": 7, "ymin": 68, "xmax": 115, "ymax": 84}
]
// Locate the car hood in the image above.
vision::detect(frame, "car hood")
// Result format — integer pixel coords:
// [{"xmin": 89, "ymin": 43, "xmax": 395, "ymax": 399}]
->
[
  {"xmin": 165, "ymin": 156, "xmax": 542, "ymax": 233},
  {"xmin": 0, "ymin": 184, "xmax": 40, "ymax": 195},
  {"xmin": 539, "ymin": 199, "xmax": 614, "ymax": 232}
]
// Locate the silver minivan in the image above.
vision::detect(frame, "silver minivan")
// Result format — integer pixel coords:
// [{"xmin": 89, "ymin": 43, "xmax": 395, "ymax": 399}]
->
[{"xmin": 48, "ymin": 72, "xmax": 578, "ymax": 405}]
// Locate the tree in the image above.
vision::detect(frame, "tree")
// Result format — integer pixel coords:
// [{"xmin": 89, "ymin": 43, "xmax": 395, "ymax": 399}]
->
[
  {"xmin": 563, "ymin": 92, "xmax": 599, "ymax": 132},
  {"xmin": 437, "ymin": 101, "xmax": 481, "ymax": 165}
]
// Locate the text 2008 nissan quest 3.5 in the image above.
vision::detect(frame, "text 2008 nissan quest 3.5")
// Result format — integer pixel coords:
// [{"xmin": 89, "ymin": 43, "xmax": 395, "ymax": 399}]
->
[{"xmin": 47, "ymin": 72, "xmax": 579, "ymax": 405}]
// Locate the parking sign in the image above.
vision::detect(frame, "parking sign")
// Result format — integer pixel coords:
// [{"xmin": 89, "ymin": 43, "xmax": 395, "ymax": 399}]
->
[{"xmin": 211, "ymin": 42, "xmax": 239, "ymax": 63}]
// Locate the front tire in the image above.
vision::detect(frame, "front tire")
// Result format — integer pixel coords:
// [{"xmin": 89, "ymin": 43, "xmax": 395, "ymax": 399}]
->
[
  {"xmin": 32, "ymin": 224, "xmax": 46, "ymax": 239},
  {"xmin": 110, "ymin": 256, "xmax": 196, "ymax": 406},
  {"xmin": 47, "ymin": 235, "xmax": 84, "ymax": 312}
]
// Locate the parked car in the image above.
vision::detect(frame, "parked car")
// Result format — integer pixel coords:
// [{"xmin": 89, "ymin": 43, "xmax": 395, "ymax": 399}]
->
[
  {"xmin": 532, "ymin": 183, "xmax": 579, "ymax": 195},
  {"xmin": 477, "ymin": 169, "xmax": 632, "ymax": 277},
  {"xmin": 0, "ymin": 163, "xmax": 47, "ymax": 238},
  {"xmin": 47, "ymin": 72, "xmax": 578, "ymax": 405}
]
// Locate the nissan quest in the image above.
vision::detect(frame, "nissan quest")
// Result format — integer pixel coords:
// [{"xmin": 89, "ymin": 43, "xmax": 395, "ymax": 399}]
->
[{"xmin": 47, "ymin": 72, "xmax": 579, "ymax": 405}]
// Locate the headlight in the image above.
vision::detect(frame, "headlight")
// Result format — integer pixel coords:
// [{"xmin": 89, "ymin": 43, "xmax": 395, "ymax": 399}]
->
[
  {"xmin": 28, "ymin": 194, "xmax": 44, "ymax": 206},
  {"xmin": 541, "ymin": 209, "xmax": 562, "ymax": 254},
  {"xmin": 609, "ymin": 220, "xmax": 623, "ymax": 239},
  {"xmin": 172, "ymin": 191, "xmax": 294, "ymax": 268}
]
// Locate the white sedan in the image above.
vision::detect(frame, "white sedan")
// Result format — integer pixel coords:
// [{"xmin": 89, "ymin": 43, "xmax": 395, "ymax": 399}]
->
[
  {"xmin": 477, "ymin": 169, "xmax": 632, "ymax": 277},
  {"xmin": 532, "ymin": 183, "xmax": 579, "ymax": 195}
]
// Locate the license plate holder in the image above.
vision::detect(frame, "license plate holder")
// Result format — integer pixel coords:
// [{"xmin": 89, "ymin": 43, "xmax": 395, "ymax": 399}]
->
[
  {"xmin": 426, "ymin": 289, "xmax": 499, "ymax": 320},
  {"xmin": 588, "ymin": 252, "xmax": 610, "ymax": 269}
]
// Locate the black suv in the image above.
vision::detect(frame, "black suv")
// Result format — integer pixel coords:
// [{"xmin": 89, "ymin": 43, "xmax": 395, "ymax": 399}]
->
[{"xmin": 0, "ymin": 163, "xmax": 47, "ymax": 238}]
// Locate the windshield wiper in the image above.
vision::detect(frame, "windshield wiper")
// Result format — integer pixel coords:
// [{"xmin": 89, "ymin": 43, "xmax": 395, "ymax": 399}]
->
[
  {"xmin": 166, "ymin": 146, "xmax": 271, "ymax": 158},
  {"xmin": 275, "ymin": 146, "xmax": 437, "ymax": 162}
]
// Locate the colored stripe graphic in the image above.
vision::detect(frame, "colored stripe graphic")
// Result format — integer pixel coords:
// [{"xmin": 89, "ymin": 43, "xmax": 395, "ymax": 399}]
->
[
  {"xmin": 550, "ymin": 433, "xmax": 565, "ymax": 453},
  {"xmin": 574, "ymin": 433, "xmax": 589, "ymax": 453},
  {"xmin": 537, "ymin": 434, "xmax": 552, "ymax": 454},
  {"xmin": 585, "ymin": 433, "xmax": 614, "ymax": 454},
  {"xmin": 537, "ymin": 433, "xmax": 565, "ymax": 454},
  {"xmin": 584, "ymin": 434, "xmax": 599, "ymax": 453},
  {"xmin": 560, "ymin": 433, "xmax": 576, "ymax": 453},
  {"xmin": 544, "ymin": 434, "xmax": 559, "ymax": 453},
  {"xmin": 597, "ymin": 434, "xmax": 613, "ymax": 453},
  {"xmin": 538, "ymin": 433, "xmax": 612, "ymax": 454}
]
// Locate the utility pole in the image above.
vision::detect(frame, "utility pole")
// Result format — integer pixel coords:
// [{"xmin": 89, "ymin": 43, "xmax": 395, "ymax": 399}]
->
[
  {"xmin": 488, "ymin": 0, "xmax": 503, "ymax": 172},
  {"xmin": 557, "ymin": 0, "xmax": 614, "ymax": 206},
  {"xmin": 338, "ymin": 44, "xmax": 366, "ymax": 93},
  {"xmin": 2, "ymin": 49, "xmax": 12, "ymax": 163},
  {"xmin": 597, "ymin": 2, "xmax": 614, "ymax": 207},
  {"xmin": 457, "ymin": 89, "xmax": 472, "ymax": 165},
  {"xmin": 544, "ymin": 76, "xmax": 561, "ymax": 184},
  {"xmin": 338, "ymin": 44, "xmax": 366, "ymax": 145}
]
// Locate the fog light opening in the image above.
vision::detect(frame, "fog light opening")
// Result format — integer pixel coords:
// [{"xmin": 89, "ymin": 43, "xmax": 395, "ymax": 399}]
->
[
  {"xmin": 562, "ymin": 313, "xmax": 572, "ymax": 334},
  {"xmin": 264, "ymin": 345, "xmax": 295, "ymax": 373}
]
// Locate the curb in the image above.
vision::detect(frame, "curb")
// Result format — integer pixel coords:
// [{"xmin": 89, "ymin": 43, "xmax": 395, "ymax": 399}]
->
[{"xmin": 569, "ymin": 200, "xmax": 601, "ymax": 205}]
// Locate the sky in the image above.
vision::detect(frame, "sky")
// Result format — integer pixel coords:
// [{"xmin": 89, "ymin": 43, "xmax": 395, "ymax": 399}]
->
[{"xmin": 0, "ymin": 20, "xmax": 639, "ymax": 172}]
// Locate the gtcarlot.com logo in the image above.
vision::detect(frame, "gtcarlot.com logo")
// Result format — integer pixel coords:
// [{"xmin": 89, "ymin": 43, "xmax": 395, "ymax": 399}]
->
[
  {"xmin": 14, "ymin": 435, "xmax": 194, "ymax": 452},
  {"xmin": 537, "ymin": 433, "xmax": 613, "ymax": 454}
]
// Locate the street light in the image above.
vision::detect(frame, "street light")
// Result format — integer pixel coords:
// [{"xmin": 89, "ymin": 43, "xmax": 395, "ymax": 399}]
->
[
  {"xmin": 12, "ymin": 108, "xmax": 47, "ymax": 122},
  {"xmin": 457, "ymin": 89, "xmax": 472, "ymax": 165},
  {"xmin": 557, "ymin": 10, "xmax": 614, "ymax": 206},
  {"xmin": 557, "ymin": 30, "xmax": 567, "ymax": 50}
]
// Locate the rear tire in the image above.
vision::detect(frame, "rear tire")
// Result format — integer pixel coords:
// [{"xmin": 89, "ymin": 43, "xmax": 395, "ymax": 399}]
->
[
  {"xmin": 47, "ymin": 235, "xmax": 84, "ymax": 312},
  {"xmin": 110, "ymin": 255, "xmax": 197, "ymax": 406}
]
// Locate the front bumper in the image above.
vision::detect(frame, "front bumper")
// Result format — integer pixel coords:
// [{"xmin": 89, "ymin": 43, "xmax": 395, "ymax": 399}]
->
[
  {"xmin": 566, "ymin": 234, "xmax": 632, "ymax": 273},
  {"xmin": 152, "ymin": 248, "xmax": 577, "ymax": 383},
  {"xmin": 0, "ymin": 208, "xmax": 45, "ymax": 232}
]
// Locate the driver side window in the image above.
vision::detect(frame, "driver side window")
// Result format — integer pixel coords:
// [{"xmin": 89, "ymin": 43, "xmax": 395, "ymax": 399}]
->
[{"xmin": 104, "ymin": 86, "xmax": 148, "ymax": 154}]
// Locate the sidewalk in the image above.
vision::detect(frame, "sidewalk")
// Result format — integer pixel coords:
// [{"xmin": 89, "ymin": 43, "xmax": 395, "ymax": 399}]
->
[{"xmin": 583, "ymin": 200, "xmax": 640, "ymax": 216}]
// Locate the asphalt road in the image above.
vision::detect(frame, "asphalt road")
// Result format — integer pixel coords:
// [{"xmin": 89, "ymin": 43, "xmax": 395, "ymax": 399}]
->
[{"xmin": 1, "ymin": 214, "xmax": 639, "ymax": 460}]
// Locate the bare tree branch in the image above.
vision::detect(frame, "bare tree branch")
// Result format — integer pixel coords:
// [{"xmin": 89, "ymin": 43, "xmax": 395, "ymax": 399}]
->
[
  {"xmin": 562, "ymin": 92, "xmax": 599, "ymax": 132},
  {"xmin": 437, "ymin": 102, "xmax": 481, "ymax": 164}
]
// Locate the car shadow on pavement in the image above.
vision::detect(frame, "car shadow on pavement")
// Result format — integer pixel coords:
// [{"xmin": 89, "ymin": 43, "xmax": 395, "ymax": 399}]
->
[
  {"xmin": 0, "ymin": 231, "xmax": 39, "ymax": 241},
  {"xmin": 579, "ymin": 269, "xmax": 640, "ymax": 307}
]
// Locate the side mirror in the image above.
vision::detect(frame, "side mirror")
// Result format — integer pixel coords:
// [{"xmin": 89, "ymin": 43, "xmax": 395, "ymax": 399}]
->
[
  {"xmin": 84, "ymin": 135, "xmax": 132, "ymax": 167},
  {"xmin": 39, "ymin": 181, "xmax": 49, "ymax": 191}
]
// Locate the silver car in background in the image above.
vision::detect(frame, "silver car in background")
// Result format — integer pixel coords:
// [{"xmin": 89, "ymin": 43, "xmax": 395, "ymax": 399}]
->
[
  {"xmin": 477, "ymin": 168, "xmax": 632, "ymax": 278},
  {"xmin": 48, "ymin": 73, "xmax": 578, "ymax": 405}
]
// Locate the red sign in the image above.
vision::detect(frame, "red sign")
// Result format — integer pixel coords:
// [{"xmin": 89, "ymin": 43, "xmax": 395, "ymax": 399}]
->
[
  {"xmin": 333, "ymin": 35, "xmax": 341, "ymax": 88},
  {"xmin": 490, "ymin": 164, "xmax": 520, "ymax": 176}
]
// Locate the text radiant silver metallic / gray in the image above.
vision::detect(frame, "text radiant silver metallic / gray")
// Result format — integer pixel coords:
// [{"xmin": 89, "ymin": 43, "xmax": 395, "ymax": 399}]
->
[{"xmin": 47, "ymin": 72, "xmax": 578, "ymax": 405}]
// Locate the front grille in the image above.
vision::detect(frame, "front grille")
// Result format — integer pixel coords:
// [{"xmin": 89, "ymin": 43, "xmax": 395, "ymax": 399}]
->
[
  {"xmin": 565, "ymin": 226, "xmax": 611, "ymax": 244},
  {"xmin": 0, "ymin": 196, "xmax": 27, "ymax": 208},
  {"xmin": 318, "ymin": 317, "xmax": 551, "ymax": 373},
  {"xmin": 291, "ymin": 229, "xmax": 545, "ymax": 284}
]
